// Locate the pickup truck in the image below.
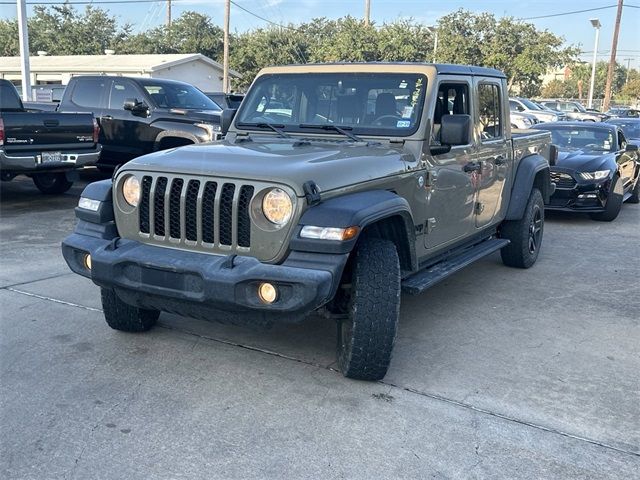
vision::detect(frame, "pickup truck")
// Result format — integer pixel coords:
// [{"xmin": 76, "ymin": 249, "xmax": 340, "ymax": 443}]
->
[
  {"xmin": 62, "ymin": 63, "xmax": 554, "ymax": 381},
  {"xmin": 0, "ymin": 79, "xmax": 101, "ymax": 194},
  {"xmin": 58, "ymin": 76, "xmax": 223, "ymax": 169}
]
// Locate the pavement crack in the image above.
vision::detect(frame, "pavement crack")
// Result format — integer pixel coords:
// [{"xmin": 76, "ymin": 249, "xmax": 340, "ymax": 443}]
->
[
  {"xmin": 5, "ymin": 287, "xmax": 102, "ymax": 312},
  {"xmin": 0, "ymin": 271, "xmax": 74, "ymax": 289}
]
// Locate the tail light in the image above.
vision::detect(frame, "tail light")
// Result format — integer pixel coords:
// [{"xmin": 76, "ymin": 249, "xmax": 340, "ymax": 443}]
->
[
  {"xmin": 92, "ymin": 118, "xmax": 100, "ymax": 143},
  {"xmin": 0, "ymin": 118, "xmax": 4, "ymax": 146}
]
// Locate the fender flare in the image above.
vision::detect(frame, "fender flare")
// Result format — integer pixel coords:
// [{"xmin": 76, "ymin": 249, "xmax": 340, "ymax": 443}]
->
[
  {"xmin": 289, "ymin": 190, "xmax": 417, "ymax": 269},
  {"xmin": 153, "ymin": 129, "xmax": 200, "ymax": 151},
  {"xmin": 505, "ymin": 154, "xmax": 551, "ymax": 221}
]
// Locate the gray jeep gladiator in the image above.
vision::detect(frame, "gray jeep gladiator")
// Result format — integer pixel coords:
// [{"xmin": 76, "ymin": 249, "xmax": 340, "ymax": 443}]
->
[{"xmin": 62, "ymin": 63, "xmax": 554, "ymax": 381}]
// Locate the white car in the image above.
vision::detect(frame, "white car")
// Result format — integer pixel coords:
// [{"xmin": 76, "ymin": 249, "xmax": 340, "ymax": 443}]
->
[
  {"xmin": 510, "ymin": 111, "xmax": 539, "ymax": 129},
  {"xmin": 510, "ymin": 97, "xmax": 559, "ymax": 123}
]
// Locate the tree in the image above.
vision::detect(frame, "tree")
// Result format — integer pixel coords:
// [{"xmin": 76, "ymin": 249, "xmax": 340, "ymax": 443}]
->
[{"xmin": 436, "ymin": 9, "xmax": 578, "ymax": 95}]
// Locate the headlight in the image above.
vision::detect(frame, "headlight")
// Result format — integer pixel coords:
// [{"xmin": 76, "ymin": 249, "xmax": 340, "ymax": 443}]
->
[
  {"xmin": 196, "ymin": 122, "xmax": 221, "ymax": 141},
  {"xmin": 262, "ymin": 188, "xmax": 293, "ymax": 225},
  {"xmin": 122, "ymin": 175, "xmax": 141, "ymax": 207},
  {"xmin": 524, "ymin": 118, "xmax": 532, "ymax": 125},
  {"xmin": 579, "ymin": 170, "xmax": 610, "ymax": 180},
  {"xmin": 78, "ymin": 197, "xmax": 100, "ymax": 211}
]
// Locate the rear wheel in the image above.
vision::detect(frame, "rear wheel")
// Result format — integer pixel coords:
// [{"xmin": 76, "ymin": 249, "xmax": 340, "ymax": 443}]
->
[
  {"xmin": 590, "ymin": 176, "xmax": 623, "ymax": 221},
  {"xmin": 32, "ymin": 172, "xmax": 73, "ymax": 194},
  {"xmin": 336, "ymin": 236, "xmax": 401, "ymax": 381},
  {"xmin": 101, "ymin": 288, "xmax": 159, "ymax": 332},
  {"xmin": 500, "ymin": 188, "xmax": 544, "ymax": 269}
]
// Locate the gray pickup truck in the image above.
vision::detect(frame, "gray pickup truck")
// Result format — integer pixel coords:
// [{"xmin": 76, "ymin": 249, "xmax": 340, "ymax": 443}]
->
[{"xmin": 62, "ymin": 63, "xmax": 553, "ymax": 381}]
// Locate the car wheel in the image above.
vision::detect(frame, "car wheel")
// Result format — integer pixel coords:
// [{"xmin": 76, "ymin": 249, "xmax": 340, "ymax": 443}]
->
[
  {"xmin": 32, "ymin": 172, "xmax": 73, "ymax": 194},
  {"xmin": 500, "ymin": 188, "xmax": 544, "ymax": 269},
  {"xmin": 590, "ymin": 176, "xmax": 624, "ymax": 221},
  {"xmin": 627, "ymin": 171, "xmax": 640, "ymax": 204},
  {"xmin": 336, "ymin": 236, "xmax": 400, "ymax": 381},
  {"xmin": 101, "ymin": 288, "xmax": 159, "ymax": 332}
]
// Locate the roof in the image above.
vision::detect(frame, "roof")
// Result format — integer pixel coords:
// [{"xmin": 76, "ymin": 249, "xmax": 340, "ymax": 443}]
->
[
  {"xmin": 531, "ymin": 121, "xmax": 617, "ymax": 131},
  {"xmin": 259, "ymin": 62, "xmax": 506, "ymax": 78},
  {"xmin": 0, "ymin": 54, "xmax": 241, "ymax": 77}
]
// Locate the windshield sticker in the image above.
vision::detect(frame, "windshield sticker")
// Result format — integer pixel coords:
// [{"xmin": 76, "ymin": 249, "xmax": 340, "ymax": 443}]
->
[
  {"xmin": 396, "ymin": 120, "xmax": 411, "ymax": 128},
  {"xmin": 402, "ymin": 106, "xmax": 413, "ymax": 118},
  {"xmin": 603, "ymin": 141, "xmax": 611, "ymax": 150}
]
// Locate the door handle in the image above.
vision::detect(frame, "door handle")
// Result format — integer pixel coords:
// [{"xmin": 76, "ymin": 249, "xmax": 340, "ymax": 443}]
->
[
  {"xmin": 463, "ymin": 161, "xmax": 482, "ymax": 173},
  {"xmin": 494, "ymin": 156, "xmax": 507, "ymax": 165},
  {"xmin": 101, "ymin": 115, "xmax": 113, "ymax": 121}
]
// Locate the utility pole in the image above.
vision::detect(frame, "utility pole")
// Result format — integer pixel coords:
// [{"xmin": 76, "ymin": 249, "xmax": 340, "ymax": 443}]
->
[
  {"xmin": 603, "ymin": 0, "xmax": 623, "ymax": 111},
  {"xmin": 17, "ymin": 0, "xmax": 31, "ymax": 101},
  {"xmin": 223, "ymin": 0, "xmax": 230, "ymax": 93},
  {"xmin": 166, "ymin": 0, "xmax": 171, "ymax": 28},
  {"xmin": 624, "ymin": 58, "xmax": 632, "ymax": 83},
  {"xmin": 364, "ymin": 0, "xmax": 370, "ymax": 26},
  {"xmin": 587, "ymin": 18, "xmax": 601, "ymax": 109}
]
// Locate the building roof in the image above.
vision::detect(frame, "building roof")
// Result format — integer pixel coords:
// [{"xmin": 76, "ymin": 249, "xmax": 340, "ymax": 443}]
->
[{"xmin": 0, "ymin": 53, "xmax": 241, "ymax": 77}]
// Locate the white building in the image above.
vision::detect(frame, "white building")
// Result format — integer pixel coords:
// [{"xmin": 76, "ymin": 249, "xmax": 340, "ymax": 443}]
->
[{"xmin": 0, "ymin": 53, "xmax": 240, "ymax": 93}]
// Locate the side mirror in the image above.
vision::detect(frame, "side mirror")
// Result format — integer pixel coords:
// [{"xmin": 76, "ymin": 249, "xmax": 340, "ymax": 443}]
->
[
  {"xmin": 549, "ymin": 144, "xmax": 558, "ymax": 166},
  {"xmin": 572, "ymin": 108, "xmax": 579, "ymax": 113},
  {"xmin": 625, "ymin": 143, "xmax": 639, "ymax": 152},
  {"xmin": 440, "ymin": 114, "xmax": 472, "ymax": 147},
  {"xmin": 221, "ymin": 108, "xmax": 237, "ymax": 135},
  {"xmin": 123, "ymin": 98, "xmax": 147, "ymax": 114}
]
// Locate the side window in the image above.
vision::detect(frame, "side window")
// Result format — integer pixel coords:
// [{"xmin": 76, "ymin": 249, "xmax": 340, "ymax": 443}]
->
[
  {"xmin": 432, "ymin": 82, "xmax": 470, "ymax": 143},
  {"xmin": 70, "ymin": 78, "xmax": 109, "ymax": 109},
  {"xmin": 618, "ymin": 131, "xmax": 626, "ymax": 151},
  {"xmin": 109, "ymin": 80, "xmax": 141, "ymax": 110},
  {"xmin": 509, "ymin": 100, "xmax": 523, "ymax": 112},
  {"xmin": 478, "ymin": 83, "xmax": 502, "ymax": 140}
]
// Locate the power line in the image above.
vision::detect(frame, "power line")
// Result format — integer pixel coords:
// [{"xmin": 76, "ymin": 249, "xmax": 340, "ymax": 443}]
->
[
  {"xmin": 229, "ymin": 0, "xmax": 295, "ymax": 30},
  {"xmin": 518, "ymin": 3, "xmax": 640, "ymax": 21}
]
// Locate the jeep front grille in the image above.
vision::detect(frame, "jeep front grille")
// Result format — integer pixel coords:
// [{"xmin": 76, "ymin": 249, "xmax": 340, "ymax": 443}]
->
[{"xmin": 137, "ymin": 174, "xmax": 254, "ymax": 251}]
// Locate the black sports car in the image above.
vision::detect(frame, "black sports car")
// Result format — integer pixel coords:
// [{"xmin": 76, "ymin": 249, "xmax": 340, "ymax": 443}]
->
[{"xmin": 531, "ymin": 122, "xmax": 640, "ymax": 221}]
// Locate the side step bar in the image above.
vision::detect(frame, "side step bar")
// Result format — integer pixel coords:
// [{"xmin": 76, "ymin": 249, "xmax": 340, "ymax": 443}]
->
[{"xmin": 402, "ymin": 238, "xmax": 510, "ymax": 295}]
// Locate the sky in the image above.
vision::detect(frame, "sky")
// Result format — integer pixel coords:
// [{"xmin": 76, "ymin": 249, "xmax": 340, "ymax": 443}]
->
[{"xmin": 1, "ymin": 0, "xmax": 639, "ymax": 68}]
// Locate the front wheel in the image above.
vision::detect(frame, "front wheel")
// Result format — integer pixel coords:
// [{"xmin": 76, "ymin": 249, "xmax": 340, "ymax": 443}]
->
[
  {"xmin": 101, "ymin": 288, "xmax": 159, "ymax": 332},
  {"xmin": 590, "ymin": 176, "xmax": 623, "ymax": 221},
  {"xmin": 500, "ymin": 188, "xmax": 544, "ymax": 269},
  {"xmin": 337, "ymin": 236, "xmax": 401, "ymax": 381},
  {"xmin": 32, "ymin": 172, "xmax": 73, "ymax": 194},
  {"xmin": 626, "ymin": 171, "xmax": 639, "ymax": 204}
]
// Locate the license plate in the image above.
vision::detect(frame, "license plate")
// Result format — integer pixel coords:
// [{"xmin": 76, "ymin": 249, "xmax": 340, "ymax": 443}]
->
[{"xmin": 42, "ymin": 151, "xmax": 63, "ymax": 163}]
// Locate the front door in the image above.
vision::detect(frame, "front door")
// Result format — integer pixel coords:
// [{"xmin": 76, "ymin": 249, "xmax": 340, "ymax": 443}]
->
[
  {"xmin": 424, "ymin": 78, "xmax": 477, "ymax": 249},
  {"xmin": 475, "ymin": 80, "xmax": 511, "ymax": 228}
]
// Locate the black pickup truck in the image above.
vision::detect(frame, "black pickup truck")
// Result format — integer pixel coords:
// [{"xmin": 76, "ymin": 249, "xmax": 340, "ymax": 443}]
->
[
  {"xmin": 58, "ymin": 76, "xmax": 223, "ymax": 169},
  {"xmin": 0, "ymin": 79, "xmax": 101, "ymax": 194}
]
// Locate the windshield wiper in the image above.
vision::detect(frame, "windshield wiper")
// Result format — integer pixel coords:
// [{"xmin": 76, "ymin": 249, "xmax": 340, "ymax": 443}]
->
[
  {"xmin": 298, "ymin": 123, "xmax": 364, "ymax": 143},
  {"xmin": 236, "ymin": 122, "xmax": 290, "ymax": 138}
]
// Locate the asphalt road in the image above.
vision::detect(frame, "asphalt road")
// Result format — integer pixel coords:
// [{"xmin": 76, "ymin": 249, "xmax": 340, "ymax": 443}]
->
[{"xmin": 1, "ymin": 172, "xmax": 639, "ymax": 479}]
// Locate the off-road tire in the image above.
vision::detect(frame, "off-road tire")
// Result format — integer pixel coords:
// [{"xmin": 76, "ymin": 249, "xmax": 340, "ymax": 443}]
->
[
  {"xmin": 500, "ymin": 188, "xmax": 544, "ymax": 269},
  {"xmin": 32, "ymin": 172, "xmax": 73, "ymax": 194},
  {"xmin": 101, "ymin": 288, "xmax": 159, "ymax": 332},
  {"xmin": 337, "ymin": 236, "xmax": 401, "ymax": 381},
  {"xmin": 590, "ymin": 175, "xmax": 623, "ymax": 221},
  {"xmin": 626, "ymin": 171, "xmax": 640, "ymax": 204}
]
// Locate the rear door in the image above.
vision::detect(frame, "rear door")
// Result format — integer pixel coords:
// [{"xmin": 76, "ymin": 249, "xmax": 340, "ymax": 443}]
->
[
  {"xmin": 424, "ymin": 77, "xmax": 477, "ymax": 249},
  {"xmin": 474, "ymin": 78, "xmax": 511, "ymax": 228}
]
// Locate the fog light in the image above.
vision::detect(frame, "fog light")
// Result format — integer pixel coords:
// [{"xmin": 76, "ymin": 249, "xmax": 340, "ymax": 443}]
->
[
  {"xmin": 83, "ymin": 253, "xmax": 92, "ymax": 270},
  {"xmin": 258, "ymin": 282, "xmax": 278, "ymax": 304}
]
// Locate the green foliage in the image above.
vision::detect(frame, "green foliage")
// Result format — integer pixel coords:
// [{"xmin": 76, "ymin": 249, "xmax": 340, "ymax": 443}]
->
[{"xmin": 542, "ymin": 61, "xmax": 631, "ymax": 100}]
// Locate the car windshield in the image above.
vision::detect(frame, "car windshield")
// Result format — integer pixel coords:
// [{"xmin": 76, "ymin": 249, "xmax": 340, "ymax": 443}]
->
[
  {"xmin": 236, "ymin": 72, "xmax": 427, "ymax": 137},
  {"xmin": 545, "ymin": 127, "xmax": 616, "ymax": 152},
  {"xmin": 139, "ymin": 81, "xmax": 221, "ymax": 111},
  {"xmin": 571, "ymin": 102, "xmax": 587, "ymax": 113},
  {"xmin": 520, "ymin": 98, "xmax": 541, "ymax": 110},
  {"xmin": 610, "ymin": 121, "xmax": 640, "ymax": 139}
]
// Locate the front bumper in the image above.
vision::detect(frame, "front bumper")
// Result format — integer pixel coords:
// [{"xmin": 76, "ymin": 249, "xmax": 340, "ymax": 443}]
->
[
  {"xmin": 546, "ymin": 170, "xmax": 612, "ymax": 212},
  {"xmin": 62, "ymin": 231, "xmax": 347, "ymax": 325},
  {"xmin": 0, "ymin": 146, "xmax": 102, "ymax": 173}
]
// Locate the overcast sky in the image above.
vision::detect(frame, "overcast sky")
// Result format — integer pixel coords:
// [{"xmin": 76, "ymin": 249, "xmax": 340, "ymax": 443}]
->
[{"xmin": 1, "ymin": 0, "xmax": 639, "ymax": 68}]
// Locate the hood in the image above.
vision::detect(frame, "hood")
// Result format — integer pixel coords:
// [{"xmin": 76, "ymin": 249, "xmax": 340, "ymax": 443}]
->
[
  {"xmin": 556, "ymin": 149, "xmax": 616, "ymax": 172},
  {"xmin": 161, "ymin": 109, "xmax": 222, "ymax": 124},
  {"xmin": 531, "ymin": 110, "xmax": 557, "ymax": 121},
  {"xmin": 123, "ymin": 136, "xmax": 412, "ymax": 196}
]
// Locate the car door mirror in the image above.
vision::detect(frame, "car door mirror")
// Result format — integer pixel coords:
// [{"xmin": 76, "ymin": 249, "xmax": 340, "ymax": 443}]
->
[
  {"xmin": 221, "ymin": 108, "xmax": 237, "ymax": 135},
  {"xmin": 440, "ymin": 114, "xmax": 472, "ymax": 146},
  {"xmin": 123, "ymin": 98, "xmax": 148, "ymax": 114},
  {"xmin": 625, "ymin": 143, "xmax": 638, "ymax": 152}
]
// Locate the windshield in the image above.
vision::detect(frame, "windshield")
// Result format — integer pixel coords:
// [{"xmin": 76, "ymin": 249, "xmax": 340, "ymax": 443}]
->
[
  {"xmin": 546, "ymin": 127, "xmax": 616, "ymax": 152},
  {"xmin": 571, "ymin": 102, "xmax": 587, "ymax": 113},
  {"xmin": 236, "ymin": 72, "xmax": 426, "ymax": 137},
  {"xmin": 611, "ymin": 121, "xmax": 640, "ymax": 139},
  {"xmin": 520, "ymin": 98, "xmax": 541, "ymax": 110},
  {"xmin": 139, "ymin": 81, "xmax": 221, "ymax": 111}
]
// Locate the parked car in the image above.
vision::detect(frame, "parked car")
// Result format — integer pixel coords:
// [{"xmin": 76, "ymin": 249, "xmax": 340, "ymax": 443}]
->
[
  {"xmin": 607, "ymin": 118, "xmax": 640, "ymax": 142},
  {"xmin": 511, "ymin": 110, "xmax": 539, "ymax": 129},
  {"xmin": 205, "ymin": 92, "xmax": 245, "ymax": 110},
  {"xmin": 509, "ymin": 97, "xmax": 561, "ymax": 122},
  {"xmin": 540, "ymin": 100, "xmax": 609, "ymax": 122},
  {"xmin": 62, "ymin": 63, "xmax": 554, "ymax": 381},
  {"xmin": 605, "ymin": 107, "xmax": 639, "ymax": 118},
  {"xmin": 0, "ymin": 79, "xmax": 101, "ymax": 194},
  {"xmin": 58, "ymin": 76, "xmax": 222, "ymax": 169},
  {"xmin": 532, "ymin": 122, "xmax": 640, "ymax": 221},
  {"xmin": 532, "ymin": 100, "xmax": 568, "ymax": 119}
]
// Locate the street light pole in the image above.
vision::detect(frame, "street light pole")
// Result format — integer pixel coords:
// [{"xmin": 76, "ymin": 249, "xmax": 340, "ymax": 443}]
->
[
  {"xmin": 587, "ymin": 18, "xmax": 601, "ymax": 110},
  {"xmin": 17, "ymin": 0, "xmax": 31, "ymax": 102},
  {"xmin": 223, "ymin": 0, "xmax": 230, "ymax": 94}
]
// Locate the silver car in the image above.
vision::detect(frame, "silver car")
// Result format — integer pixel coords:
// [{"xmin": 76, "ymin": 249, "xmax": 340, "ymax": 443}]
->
[{"xmin": 510, "ymin": 97, "xmax": 559, "ymax": 123}]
